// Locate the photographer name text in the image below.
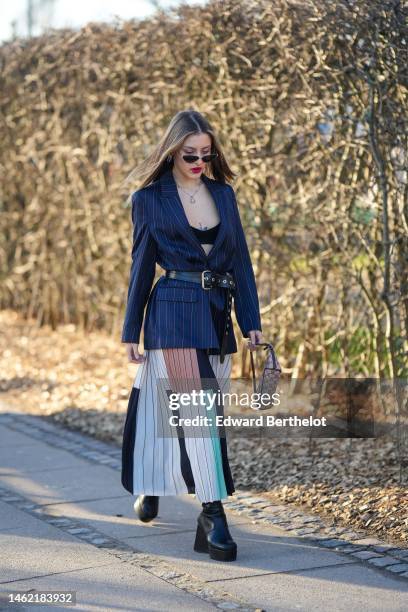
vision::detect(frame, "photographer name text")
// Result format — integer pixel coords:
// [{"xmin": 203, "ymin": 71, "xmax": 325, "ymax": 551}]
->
[{"xmin": 168, "ymin": 415, "xmax": 327, "ymax": 427}]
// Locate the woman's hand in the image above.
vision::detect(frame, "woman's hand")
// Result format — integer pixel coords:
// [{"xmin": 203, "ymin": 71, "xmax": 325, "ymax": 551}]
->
[
  {"xmin": 125, "ymin": 343, "xmax": 146, "ymax": 364},
  {"xmin": 247, "ymin": 330, "xmax": 264, "ymax": 350}
]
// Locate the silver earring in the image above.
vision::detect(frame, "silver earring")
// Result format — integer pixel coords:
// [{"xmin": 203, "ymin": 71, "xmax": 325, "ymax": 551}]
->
[{"xmin": 167, "ymin": 155, "xmax": 173, "ymax": 162}]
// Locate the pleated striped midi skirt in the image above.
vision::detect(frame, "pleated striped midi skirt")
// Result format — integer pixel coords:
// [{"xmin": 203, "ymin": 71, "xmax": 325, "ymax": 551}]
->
[{"xmin": 121, "ymin": 348, "xmax": 235, "ymax": 503}]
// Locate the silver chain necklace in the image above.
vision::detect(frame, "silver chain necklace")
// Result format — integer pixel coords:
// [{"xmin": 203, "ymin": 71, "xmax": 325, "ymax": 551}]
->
[{"xmin": 176, "ymin": 180, "xmax": 203, "ymax": 204}]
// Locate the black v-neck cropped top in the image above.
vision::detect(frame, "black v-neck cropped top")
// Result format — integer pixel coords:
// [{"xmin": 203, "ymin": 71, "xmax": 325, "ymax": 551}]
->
[{"xmin": 189, "ymin": 222, "xmax": 220, "ymax": 244}]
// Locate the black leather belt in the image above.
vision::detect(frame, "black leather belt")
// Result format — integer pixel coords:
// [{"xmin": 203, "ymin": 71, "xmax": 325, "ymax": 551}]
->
[{"xmin": 164, "ymin": 270, "xmax": 235, "ymax": 363}]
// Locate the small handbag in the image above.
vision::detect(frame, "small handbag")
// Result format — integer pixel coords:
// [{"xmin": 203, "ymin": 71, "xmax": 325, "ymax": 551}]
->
[{"xmin": 249, "ymin": 341, "xmax": 282, "ymax": 410}]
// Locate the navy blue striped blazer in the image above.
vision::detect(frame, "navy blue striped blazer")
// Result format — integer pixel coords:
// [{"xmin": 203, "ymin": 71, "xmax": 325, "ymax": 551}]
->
[{"xmin": 121, "ymin": 167, "xmax": 262, "ymax": 355}]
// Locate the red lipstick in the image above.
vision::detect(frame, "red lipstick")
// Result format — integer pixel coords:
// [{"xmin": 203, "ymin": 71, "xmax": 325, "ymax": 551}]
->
[{"xmin": 191, "ymin": 167, "xmax": 202, "ymax": 173}]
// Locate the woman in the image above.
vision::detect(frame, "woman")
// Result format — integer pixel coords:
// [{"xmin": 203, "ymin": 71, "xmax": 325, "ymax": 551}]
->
[{"xmin": 121, "ymin": 110, "xmax": 263, "ymax": 562}]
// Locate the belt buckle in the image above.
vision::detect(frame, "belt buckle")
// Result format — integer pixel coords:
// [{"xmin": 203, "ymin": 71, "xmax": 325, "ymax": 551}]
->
[{"xmin": 201, "ymin": 270, "xmax": 212, "ymax": 290}]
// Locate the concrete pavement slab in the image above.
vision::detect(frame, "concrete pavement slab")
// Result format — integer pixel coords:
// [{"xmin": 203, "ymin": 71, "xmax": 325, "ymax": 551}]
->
[
  {"xmin": 0, "ymin": 440, "xmax": 100, "ymax": 474},
  {"xmin": 0, "ymin": 424, "xmax": 47, "ymax": 449},
  {"xmin": 213, "ymin": 560, "xmax": 408, "ymax": 611},
  {"xmin": 0, "ymin": 512, "xmax": 116, "ymax": 583},
  {"xmin": 0, "ymin": 560, "xmax": 215, "ymax": 612},
  {"xmin": 1, "ymin": 464, "xmax": 127, "ymax": 506}
]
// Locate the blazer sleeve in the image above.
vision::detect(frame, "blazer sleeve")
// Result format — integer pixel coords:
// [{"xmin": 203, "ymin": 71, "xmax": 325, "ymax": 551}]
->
[
  {"xmin": 121, "ymin": 189, "xmax": 157, "ymax": 343},
  {"xmin": 228, "ymin": 184, "xmax": 262, "ymax": 337}
]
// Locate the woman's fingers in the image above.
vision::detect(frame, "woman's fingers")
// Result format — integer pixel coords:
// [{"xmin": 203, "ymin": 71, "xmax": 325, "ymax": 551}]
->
[
  {"xmin": 132, "ymin": 344, "xmax": 146, "ymax": 363},
  {"xmin": 126, "ymin": 343, "xmax": 146, "ymax": 363},
  {"xmin": 247, "ymin": 329, "xmax": 264, "ymax": 350},
  {"xmin": 255, "ymin": 330, "xmax": 264, "ymax": 344}
]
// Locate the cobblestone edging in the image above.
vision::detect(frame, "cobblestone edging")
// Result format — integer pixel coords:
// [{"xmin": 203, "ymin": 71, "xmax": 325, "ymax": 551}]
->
[{"xmin": 2, "ymin": 411, "xmax": 408, "ymax": 586}]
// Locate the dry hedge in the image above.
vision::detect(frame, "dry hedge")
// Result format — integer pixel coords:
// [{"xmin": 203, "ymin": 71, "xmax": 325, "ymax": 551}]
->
[{"xmin": 1, "ymin": 0, "xmax": 407, "ymax": 381}]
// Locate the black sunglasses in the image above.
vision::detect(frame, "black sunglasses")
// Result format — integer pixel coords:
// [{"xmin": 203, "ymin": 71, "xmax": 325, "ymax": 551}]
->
[{"xmin": 181, "ymin": 152, "xmax": 218, "ymax": 164}]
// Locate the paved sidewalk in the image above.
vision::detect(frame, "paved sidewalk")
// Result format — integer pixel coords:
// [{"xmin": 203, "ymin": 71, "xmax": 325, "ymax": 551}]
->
[{"xmin": 0, "ymin": 407, "xmax": 407, "ymax": 611}]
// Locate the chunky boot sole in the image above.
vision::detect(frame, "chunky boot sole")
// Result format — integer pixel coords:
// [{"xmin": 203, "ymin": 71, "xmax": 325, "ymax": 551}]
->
[{"xmin": 193, "ymin": 522, "xmax": 237, "ymax": 561}]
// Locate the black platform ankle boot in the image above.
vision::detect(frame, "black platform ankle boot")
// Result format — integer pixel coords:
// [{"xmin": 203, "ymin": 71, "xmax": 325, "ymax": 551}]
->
[
  {"xmin": 193, "ymin": 500, "xmax": 237, "ymax": 561},
  {"xmin": 134, "ymin": 495, "xmax": 159, "ymax": 523}
]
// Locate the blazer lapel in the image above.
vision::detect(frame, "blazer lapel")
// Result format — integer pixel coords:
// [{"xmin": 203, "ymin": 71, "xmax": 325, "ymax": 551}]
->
[{"xmin": 159, "ymin": 168, "xmax": 227, "ymax": 259}]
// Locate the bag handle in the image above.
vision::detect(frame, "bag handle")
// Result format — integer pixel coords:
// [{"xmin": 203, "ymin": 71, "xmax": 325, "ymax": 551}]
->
[
  {"xmin": 249, "ymin": 342, "xmax": 269, "ymax": 393},
  {"xmin": 250, "ymin": 347, "xmax": 257, "ymax": 393},
  {"xmin": 249, "ymin": 342, "xmax": 273, "ymax": 393}
]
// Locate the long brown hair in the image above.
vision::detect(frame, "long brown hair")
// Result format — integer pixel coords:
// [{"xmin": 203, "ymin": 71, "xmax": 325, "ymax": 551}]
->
[{"xmin": 122, "ymin": 109, "xmax": 237, "ymax": 193}]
